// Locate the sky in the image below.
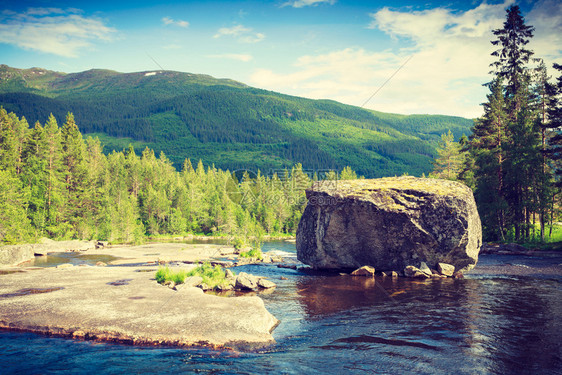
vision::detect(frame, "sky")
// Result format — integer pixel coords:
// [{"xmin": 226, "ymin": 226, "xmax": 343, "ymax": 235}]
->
[{"xmin": 0, "ymin": 0, "xmax": 561, "ymax": 118}]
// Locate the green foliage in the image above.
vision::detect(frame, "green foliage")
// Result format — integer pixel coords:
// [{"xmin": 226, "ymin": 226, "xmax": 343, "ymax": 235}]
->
[
  {"xmin": 232, "ymin": 237, "xmax": 245, "ymax": 250},
  {"xmin": 155, "ymin": 266, "xmax": 188, "ymax": 285},
  {"xmin": 239, "ymin": 248, "xmax": 263, "ymax": 260},
  {"xmin": 0, "ymin": 169, "xmax": 33, "ymax": 244},
  {"xmin": 186, "ymin": 261, "xmax": 230, "ymax": 289},
  {"xmin": 430, "ymin": 130, "xmax": 464, "ymax": 181},
  {"xmin": 0, "ymin": 65, "xmax": 473, "ymax": 178},
  {"xmin": 468, "ymin": 5, "xmax": 559, "ymax": 243}
]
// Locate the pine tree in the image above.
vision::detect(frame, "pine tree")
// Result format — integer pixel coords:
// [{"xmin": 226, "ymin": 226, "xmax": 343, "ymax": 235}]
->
[
  {"xmin": 0, "ymin": 169, "xmax": 33, "ymax": 244},
  {"xmin": 430, "ymin": 130, "xmax": 464, "ymax": 180},
  {"xmin": 61, "ymin": 113, "xmax": 89, "ymax": 236},
  {"xmin": 490, "ymin": 4, "xmax": 535, "ymax": 112},
  {"xmin": 545, "ymin": 64, "xmax": 562, "ymax": 185}
]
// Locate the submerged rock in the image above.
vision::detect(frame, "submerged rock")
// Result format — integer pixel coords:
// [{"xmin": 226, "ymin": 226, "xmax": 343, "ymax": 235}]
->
[
  {"xmin": 296, "ymin": 177, "xmax": 482, "ymax": 273},
  {"xmin": 257, "ymin": 278, "xmax": 276, "ymax": 289}
]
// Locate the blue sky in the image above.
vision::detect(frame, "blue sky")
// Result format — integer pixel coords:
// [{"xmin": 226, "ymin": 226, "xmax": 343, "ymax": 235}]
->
[{"xmin": 1, "ymin": 0, "xmax": 560, "ymax": 118}]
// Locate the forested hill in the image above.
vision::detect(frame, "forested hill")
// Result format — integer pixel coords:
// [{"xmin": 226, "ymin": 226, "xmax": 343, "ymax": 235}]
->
[{"xmin": 0, "ymin": 64, "xmax": 473, "ymax": 177}]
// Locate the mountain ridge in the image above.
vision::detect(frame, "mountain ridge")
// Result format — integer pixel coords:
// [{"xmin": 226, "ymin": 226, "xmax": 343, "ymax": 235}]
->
[{"xmin": 0, "ymin": 65, "xmax": 473, "ymax": 177}]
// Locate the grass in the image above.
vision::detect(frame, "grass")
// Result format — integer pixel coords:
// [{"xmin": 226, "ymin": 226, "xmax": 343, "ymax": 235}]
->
[
  {"xmin": 155, "ymin": 266, "xmax": 188, "ymax": 285},
  {"xmin": 186, "ymin": 261, "xmax": 231, "ymax": 289},
  {"xmin": 239, "ymin": 248, "xmax": 263, "ymax": 260}
]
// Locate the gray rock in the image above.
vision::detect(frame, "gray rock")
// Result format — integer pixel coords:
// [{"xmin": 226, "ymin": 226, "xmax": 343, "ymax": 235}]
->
[
  {"xmin": 185, "ymin": 276, "xmax": 203, "ymax": 287},
  {"xmin": 225, "ymin": 269, "xmax": 235, "ymax": 279},
  {"xmin": 257, "ymin": 278, "xmax": 276, "ymax": 289},
  {"xmin": 0, "ymin": 265, "xmax": 279, "ymax": 348},
  {"xmin": 219, "ymin": 247, "xmax": 236, "ymax": 256},
  {"xmin": 390, "ymin": 271, "xmax": 399, "ymax": 278},
  {"xmin": 296, "ymin": 177, "xmax": 482, "ymax": 273},
  {"xmin": 235, "ymin": 272, "xmax": 258, "ymax": 291},
  {"xmin": 404, "ymin": 265, "xmax": 431, "ymax": 279},
  {"xmin": 0, "ymin": 244, "xmax": 34, "ymax": 266},
  {"xmin": 437, "ymin": 262, "xmax": 455, "ymax": 277},
  {"xmin": 351, "ymin": 265, "xmax": 375, "ymax": 277},
  {"xmin": 96, "ymin": 241, "xmax": 109, "ymax": 249},
  {"xmin": 419, "ymin": 262, "xmax": 432, "ymax": 276}
]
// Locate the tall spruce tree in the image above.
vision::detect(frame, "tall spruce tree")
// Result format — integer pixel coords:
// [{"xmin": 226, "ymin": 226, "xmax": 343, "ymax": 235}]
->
[
  {"xmin": 471, "ymin": 78, "xmax": 509, "ymax": 240},
  {"xmin": 472, "ymin": 4, "xmax": 548, "ymax": 242}
]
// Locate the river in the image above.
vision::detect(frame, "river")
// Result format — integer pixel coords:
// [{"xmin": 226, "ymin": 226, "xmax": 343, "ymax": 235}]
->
[{"xmin": 1, "ymin": 241, "xmax": 561, "ymax": 374}]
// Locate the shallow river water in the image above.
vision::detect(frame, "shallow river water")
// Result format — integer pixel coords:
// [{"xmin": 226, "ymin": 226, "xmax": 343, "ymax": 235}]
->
[{"xmin": 1, "ymin": 241, "xmax": 561, "ymax": 374}]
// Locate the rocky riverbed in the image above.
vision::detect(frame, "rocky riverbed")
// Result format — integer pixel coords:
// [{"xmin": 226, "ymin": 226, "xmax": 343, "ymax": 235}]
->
[{"xmin": 0, "ymin": 243, "xmax": 279, "ymax": 350}]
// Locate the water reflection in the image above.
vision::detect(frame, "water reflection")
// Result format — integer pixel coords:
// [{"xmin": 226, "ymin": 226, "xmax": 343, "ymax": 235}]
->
[
  {"xmin": 294, "ymin": 272, "xmax": 562, "ymax": 374},
  {"xmin": 24, "ymin": 253, "xmax": 121, "ymax": 267}
]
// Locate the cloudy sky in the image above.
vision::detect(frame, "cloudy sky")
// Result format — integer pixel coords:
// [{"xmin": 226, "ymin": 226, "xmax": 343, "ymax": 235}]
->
[{"xmin": 1, "ymin": 0, "xmax": 560, "ymax": 118}]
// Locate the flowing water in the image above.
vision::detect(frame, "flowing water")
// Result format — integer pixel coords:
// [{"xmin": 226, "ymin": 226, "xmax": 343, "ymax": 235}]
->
[{"xmin": 1, "ymin": 241, "xmax": 561, "ymax": 374}]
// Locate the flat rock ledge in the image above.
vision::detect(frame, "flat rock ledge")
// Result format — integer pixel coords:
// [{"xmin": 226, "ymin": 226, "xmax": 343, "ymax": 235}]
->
[
  {"xmin": 0, "ymin": 266, "xmax": 279, "ymax": 350},
  {"xmin": 297, "ymin": 177, "xmax": 482, "ymax": 274},
  {"xmin": 0, "ymin": 240, "xmax": 98, "ymax": 266}
]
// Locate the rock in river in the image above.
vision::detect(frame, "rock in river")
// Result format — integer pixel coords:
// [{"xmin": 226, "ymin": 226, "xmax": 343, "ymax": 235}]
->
[{"xmin": 296, "ymin": 177, "xmax": 482, "ymax": 273}]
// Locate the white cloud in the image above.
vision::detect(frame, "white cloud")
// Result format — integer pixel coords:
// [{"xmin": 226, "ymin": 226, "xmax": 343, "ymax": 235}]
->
[
  {"xmin": 213, "ymin": 24, "xmax": 265, "ymax": 43},
  {"xmin": 208, "ymin": 53, "xmax": 253, "ymax": 62},
  {"xmin": 0, "ymin": 8, "xmax": 115, "ymax": 58},
  {"xmin": 281, "ymin": 0, "xmax": 336, "ymax": 8},
  {"xmin": 251, "ymin": 1, "xmax": 562, "ymax": 118},
  {"xmin": 162, "ymin": 17, "xmax": 189, "ymax": 28}
]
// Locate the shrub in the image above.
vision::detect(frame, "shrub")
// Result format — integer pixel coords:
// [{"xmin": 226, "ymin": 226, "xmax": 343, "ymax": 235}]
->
[
  {"xmin": 186, "ymin": 261, "xmax": 231, "ymax": 289},
  {"xmin": 155, "ymin": 266, "xmax": 188, "ymax": 284},
  {"xmin": 239, "ymin": 248, "xmax": 263, "ymax": 260},
  {"xmin": 232, "ymin": 237, "xmax": 245, "ymax": 250}
]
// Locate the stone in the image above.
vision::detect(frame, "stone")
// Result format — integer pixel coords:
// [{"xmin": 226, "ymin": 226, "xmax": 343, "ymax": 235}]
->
[
  {"xmin": 219, "ymin": 247, "xmax": 236, "ymax": 256},
  {"xmin": 404, "ymin": 265, "xmax": 431, "ymax": 279},
  {"xmin": 437, "ymin": 262, "xmax": 455, "ymax": 277},
  {"xmin": 225, "ymin": 269, "xmax": 235, "ymax": 279},
  {"xmin": 257, "ymin": 278, "xmax": 276, "ymax": 289},
  {"xmin": 419, "ymin": 262, "xmax": 432, "ymax": 276},
  {"xmin": 390, "ymin": 271, "xmax": 399, "ymax": 278},
  {"xmin": 96, "ymin": 241, "xmax": 109, "ymax": 249},
  {"xmin": 296, "ymin": 177, "xmax": 482, "ymax": 273},
  {"xmin": 96, "ymin": 261, "xmax": 107, "ymax": 267},
  {"xmin": 184, "ymin": 276, "xmax": 203, "ymax": 287},
  {"xmin": 351, "ymin": 265, "xmax": 375, "ymax": 277},
  {"xmin": 0, "ymin": 244, "xmax": 34, "ymax": 266},
  {"xmin": 235, "ymin": 272, "xmax": 258, "ymax": 291},
  {"xmin": 0, "ymin": 265, "xmax": 278, "ymax": 349}
]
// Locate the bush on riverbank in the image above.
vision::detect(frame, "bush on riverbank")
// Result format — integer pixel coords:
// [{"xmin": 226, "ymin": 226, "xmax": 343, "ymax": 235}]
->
[
  {"xmin": 239, "ymin": 248, "xmax": 263, "ymax": 260},
  {"xmin": 155, "ymin": 266, "xmax": 188, "ymax": 285},
  {"xmin": 186, "ymin": 262, "xmax": 231, "ymax": 289}
]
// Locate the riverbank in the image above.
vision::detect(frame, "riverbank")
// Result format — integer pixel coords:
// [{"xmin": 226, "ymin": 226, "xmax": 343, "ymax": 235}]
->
[{"xmin": 0, "ymin": 243, "xmax": 279, "ymax": 350}]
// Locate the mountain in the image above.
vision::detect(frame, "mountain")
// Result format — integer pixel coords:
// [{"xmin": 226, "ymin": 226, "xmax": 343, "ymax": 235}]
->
[{"xmin": 0, "ymin": 64, "xmax": 473, "ymax": 177}]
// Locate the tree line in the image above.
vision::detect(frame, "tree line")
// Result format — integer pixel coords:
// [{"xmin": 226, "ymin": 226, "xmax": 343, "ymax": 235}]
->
[
  {"xmin": 0, "ymin": 108, "xmax": 363, "ymax": 244},
  {"xmin": 431, "ymin": 5, "xmax": 562, "ymax": 243}
]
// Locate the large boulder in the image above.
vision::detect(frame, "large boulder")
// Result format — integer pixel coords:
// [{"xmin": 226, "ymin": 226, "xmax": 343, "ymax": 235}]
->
[{"xmin": 296, "ymin": 177, "xmax": 482, "ymax": 273}]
